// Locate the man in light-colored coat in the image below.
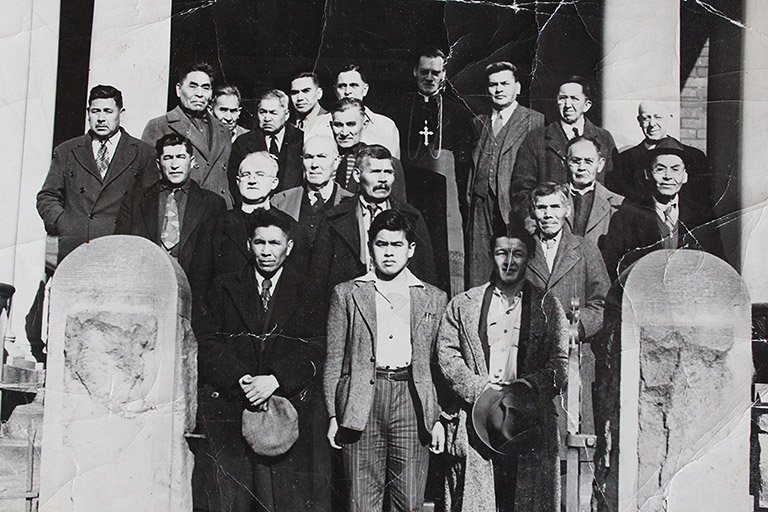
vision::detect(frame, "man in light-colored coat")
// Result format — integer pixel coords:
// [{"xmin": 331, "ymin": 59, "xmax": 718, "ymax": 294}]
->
[
  {"xmin": 466, "ymin": 61, "xmax": 545, "ymax": 288},
  {"xmin": 325, "ymin": 210, "xmax": 448, "ymax": 511},
  {"xmin": 437, "ymin": 223, "xmax": 568, "ymax": 512}
]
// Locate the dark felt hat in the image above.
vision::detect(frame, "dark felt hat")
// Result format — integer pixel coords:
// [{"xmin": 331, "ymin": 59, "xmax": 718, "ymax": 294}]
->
[
  {"xmin": 649, "ymin": 138, "xmax": 689, "ymax": 167},
  {"xmin": 242, "ymin": 395, "xmax": 299, "ymax": 457},
  {"xmin": 472, "ymin": 379, "xmax": 539, "ymax": 455}
]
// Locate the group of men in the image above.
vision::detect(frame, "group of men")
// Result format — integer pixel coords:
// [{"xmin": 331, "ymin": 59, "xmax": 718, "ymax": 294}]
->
[{"xmin": 35, "ymin": 49, "xmax": 724, "ymax": 512}]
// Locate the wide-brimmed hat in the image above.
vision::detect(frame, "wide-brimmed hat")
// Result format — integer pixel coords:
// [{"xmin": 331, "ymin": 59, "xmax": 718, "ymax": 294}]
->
[
  {"xmin": 472, "ymin": 379, "xmax": 539, "ymax": 455},
  {"xmin": 242, "ymin": 395, "xmax": 299, "ymax": 457}
]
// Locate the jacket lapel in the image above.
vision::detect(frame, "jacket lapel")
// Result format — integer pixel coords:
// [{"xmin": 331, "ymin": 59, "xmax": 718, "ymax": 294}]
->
[
  {"xmin": 72, "ymin": 136, "xmax": 102, "ymax": 181},
  {"xmin": 410, "ymin": 286, "xmax": 431, "ymax": 366},
  {"xmin": 141, "ymin": 184, "xmax": 161, "ymax": 243},
  {"xmin": 224, "ymin": 268, "xmax": 264, "ymax": 334},
  {"xmin": 544, "ymin": 122, "xmax": 568, "ymax": 163},
  {"xmin": 223, "ymin": 210, "xmax": 250, "ymax": 259},
  {"xmin": 264, "ymin": 268, "xmax": 301, "ymax": 331},
  {"xmin": 103, "ymin": 130, "xmax": 138, "ymax": 187},
  {"xmin": 548, "ymin": 231, "xmax": 581, "ymax": 289},
  {"xmin": 328, "ymin": 200, "xmax": 362, "ymax": 260},
  {"xmin": 528, "ymin": 242, "xmax": 551, "ymax": 286},
  {"xmin": 351, "ymin": 281, "xmax": 377, "ymax": 350},
  {"xmin": 476, "ymin": 284, "xmax": 495, "ymax": 372},
  {"xmin": 516, "ymin": 282, "xmax": 533, "ymax": 373},
  {"xmin": 498, "ymin": 107, "xmax": 530, "ymax": 155},
  {"xmin": 585, "ymin": 184, "xmax": 611, "ymax": 235},
  {"xmin": 168, "ymin": 106, "xmax": 212, "ymax": 164},
  {"xmin": 178, "ymin": 183, "xmax": 205, "ymax": 251}
]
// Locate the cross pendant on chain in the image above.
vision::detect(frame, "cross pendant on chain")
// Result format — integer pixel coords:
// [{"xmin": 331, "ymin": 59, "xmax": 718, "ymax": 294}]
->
[{"xmin": 419, "ymin": 119, "xmax": 434, "ymax": 147}]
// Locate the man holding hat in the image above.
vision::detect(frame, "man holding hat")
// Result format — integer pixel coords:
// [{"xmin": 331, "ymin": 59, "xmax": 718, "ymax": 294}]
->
[
  {"xmin": 600, "ymin": 138, "xmax": 725, "ymax": 280},
  {"xmin": 437, "ymin": 223, "xmax": 569, "ymax": 512}
]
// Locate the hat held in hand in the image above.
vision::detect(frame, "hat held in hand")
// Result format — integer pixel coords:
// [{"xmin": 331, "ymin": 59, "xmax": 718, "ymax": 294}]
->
[
  {"xmin": 472, "ymin": 379, "xmax": 539, "ymax": 455},
  {"xmin": 242, "ymin": 395, "xmax": 299, "ymax": 457}
]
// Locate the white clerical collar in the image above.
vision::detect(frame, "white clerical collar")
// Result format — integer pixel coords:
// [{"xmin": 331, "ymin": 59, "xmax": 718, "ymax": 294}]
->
[
  {"xmin": 241, "ymin": 201, "xmax": 271, "ymax": 214},
  {"xmin": 561, "ymin": 117, "xmax": 586, "ymax": 139},
  {"xmin": 492, "ymin": 101, "xmax": 518, "ymax": 124},
  {"xmin": 570, "ymin": 182, "xmax": 596, "ymax": 196},
  {"xmin": 419, "ymin": 92, "xmax": 439, "ymax": 103}
]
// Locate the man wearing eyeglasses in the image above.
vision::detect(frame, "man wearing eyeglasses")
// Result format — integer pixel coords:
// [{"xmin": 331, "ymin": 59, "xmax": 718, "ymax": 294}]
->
[{"xmin": 599, "ymin": 139, "xmax": 724, "ymax": 279}]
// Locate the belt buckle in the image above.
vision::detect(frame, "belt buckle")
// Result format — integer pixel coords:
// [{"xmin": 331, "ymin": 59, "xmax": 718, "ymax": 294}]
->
[{"xmin": 385, "ymin": 370, "xmax": 396, "ymax": 381}]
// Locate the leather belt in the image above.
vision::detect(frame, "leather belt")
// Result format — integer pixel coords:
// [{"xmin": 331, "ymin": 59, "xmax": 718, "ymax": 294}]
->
[{"xmin": 375, "ymin": 366, "xmax": 411, "ymax": 381}]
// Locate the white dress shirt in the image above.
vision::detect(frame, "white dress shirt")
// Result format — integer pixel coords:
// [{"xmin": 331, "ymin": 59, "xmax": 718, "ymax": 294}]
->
[
  {"xmin": 491, "ymin": 101, "xmax": 519, "ymax": 130},
  {"xmin": 538, "ymin": 230, "xmax": 563, "ymax": 272},
  {"xmin": 561, "ymin": 117, "xmax": 586, "ymax": 140},
  {"xmin": 487, "ymin": 287, "xmax": 523, "ymax": 383}
]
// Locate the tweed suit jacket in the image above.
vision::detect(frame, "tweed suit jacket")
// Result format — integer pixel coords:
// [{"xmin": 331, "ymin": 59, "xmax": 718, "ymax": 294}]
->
[
  {"xmin": 513, "ymin": 118, "xmax": 618, "ymax": 192},
  {"xmin": 324, "ymin": 277, "xmax": 448, "ymax": 433},
  {"xmin": 36, "ymin": 129, "xmax": 158, "ymax": 262},
  {"xmin": 527, "ymin": 228, "xmax": 610, "ymax": 339},
  {"xmin": 565, "ymin": 182, "xmax": 624, "ymax": 247},
  {"xmin": 142, "ymin": 106, "xmax": 233, "ymax": 208},
  {"xmin": 114, "ymin": 179, "xmax": 226, "ymax": 275}
]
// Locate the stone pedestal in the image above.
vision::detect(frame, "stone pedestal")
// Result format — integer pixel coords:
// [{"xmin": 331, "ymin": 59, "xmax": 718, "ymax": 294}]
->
[
  {"xmin": 39, "ymin": 236, "xmax": 196, "ymax": 511},
  {"xmin": 594, "ymin": 249, "xmax": 752, "ymax": 511}
]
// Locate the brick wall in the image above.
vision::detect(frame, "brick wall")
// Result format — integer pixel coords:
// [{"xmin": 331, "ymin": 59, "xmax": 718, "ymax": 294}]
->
[{"xmin": 680, "ymin": 39, "xmax": 709, "ymax": 152}]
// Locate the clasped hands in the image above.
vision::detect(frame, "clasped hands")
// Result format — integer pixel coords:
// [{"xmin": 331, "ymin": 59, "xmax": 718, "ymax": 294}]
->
[{"xmin": 239, "ymin": 374, "xmax": 279, "ymax": 411}]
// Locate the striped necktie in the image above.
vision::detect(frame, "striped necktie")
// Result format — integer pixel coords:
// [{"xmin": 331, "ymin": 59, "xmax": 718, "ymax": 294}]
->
[
  {"xmin": 96, "ymin": 140, "xmax": 109, "ymax": 179},
  {"xmin": 161, "ymin": 190, "xmax": 180, "ymax": 250}
]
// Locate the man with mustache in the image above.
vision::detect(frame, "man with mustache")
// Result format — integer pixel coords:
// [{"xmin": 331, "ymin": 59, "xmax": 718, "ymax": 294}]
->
[
  {"xmin": 142, "ymin": 62, "xmax": 233, "ymax": 208},
  {"xmin": 229, "ymin": 89, "xmax": 304, "ymax": 197},
  {"xmin": 37, "ymin": 84, "xmax": 157, "ymax": 264},
  {"xmin": 310, "ymin": 144, "xmax": 437, "ymax": 309},
  {"xmin": 210, "ymin": 85, "xmax": 249, "ymax": 142},
  {"xmin": 514, "ymin": 76, "xmax": 618, "ymax": 193},
  {"xmin": 115, "ymin": 134, "xmax": 225, "ymax": 275}
]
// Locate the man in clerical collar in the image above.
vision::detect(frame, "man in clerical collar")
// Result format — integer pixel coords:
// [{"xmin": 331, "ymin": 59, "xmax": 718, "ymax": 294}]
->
[
  {"xmin": 613, "ymin": 100, "xmax": 713, "ymax": 205},
  {"xmin": 290, "ymin": 71, "xmax": 327, "ymax": 135},
  {"xmin": 142, "ymin": 62, "xmax": 233, "ymax": 207},
  {"xmin": 325, "ymin": 209, "xmax": 447, "ymax": 511},
  {"xmin": 599, "ymin": 140, "xmax": 724, "ymax": 279},
  {"xmin": 115, "ymin": 134, "xmax": 225, "ymax": 274},
  {"xmin": 210, "ymin": 84, "xmax": 249, "ymax": 142},
  {"xmin": 514, "ymin": 76, "xmax": 618, "ymax": 191},
  {"xmin": 306, "ymin": 64, "xmax": 401, "ymax": 158},
  {"xmin": 564, "ymin": 136, "xmax": 624, "ymax": 246},
  {"xmin": 237, "ymin": 151, "xmax": 280, "ymax": 213}
]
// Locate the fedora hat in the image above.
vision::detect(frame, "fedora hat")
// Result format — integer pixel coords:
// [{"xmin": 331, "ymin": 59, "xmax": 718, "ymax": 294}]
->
[
  {"xmin": 472, "ymin": 379, "xmax": 539, "ymax": 455},
  {"xmin": 649, "ymin": 138, "xmax": 689, "ymax": 167},
  {"xmin": 242, "ymin": 395, "xmax": 299, "ymax": 457}
]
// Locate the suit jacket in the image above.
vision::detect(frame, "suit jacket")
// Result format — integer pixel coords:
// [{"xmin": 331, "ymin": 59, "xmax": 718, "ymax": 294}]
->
[
  {"xmin": 310, "ymin": 196, "xmax": 438, "ymax": 308},
  {"xmin": 324, "ymin": 277, "xmax": 448, "ymax": 433},
  {"xmin": 565, "ymin": 182, "xmax": 624, "ymax": 248},
  {"xmin": 436, "ymin": 281, "xmax": 568, "ymax": 512},
  {"xmin": 36, "ymin": 129, "xmax": 158, "ymax": 262},
  {"xmin": 232, "ymin": 124, "xmax": 250, "ymax": 142},
  {"xmin": 599, "ymin": 195, "xmax": 726, "ymax": 280},
  {"xmin": 527, "ymin": 229, "xmax": 609, "ymax": 339},
  {"xmin": 470, "ymin": 106, "xmax": 545, "ymax": 222},
  {"xmin": 228, "ymin": 124, "xmax": 304, "ymax": 197},
  {"xmin": 513, "ymin": 118, "xmax": 619, "ymax": 192},
  {"xmin": 271, "ymin": 184, "xmax": 353, "ymax": 222},
  {"xmin": 613, "ymin": 136, "xmax": 715, "ymax": 207},
  {"xmin": 114, "ymin": 179, "xmax": 226, "ymax": 274},
  {"xmin": 142, "ymin": 106, "xmax": 233, "ymax": 208}
]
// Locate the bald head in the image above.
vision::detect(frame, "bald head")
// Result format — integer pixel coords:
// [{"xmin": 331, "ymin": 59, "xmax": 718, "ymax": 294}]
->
[{"xmin": 637, "ymin": 101, "xmax": 673, "ymax": 142}]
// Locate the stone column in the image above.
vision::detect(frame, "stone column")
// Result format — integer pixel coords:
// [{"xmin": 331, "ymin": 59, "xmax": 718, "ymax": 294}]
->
[
  {"xmin": 39, "ymin": 236, "xmax": 197, "ymax": 511},
  {"xmin": 594, "ymin": 250, "xmax": 752, "ymax": 511},
  {"xmin": 87, "ymin": 0, "xmax": 172, "ymax": 136},
  {"xmin": 601, "ymin": 0, "xmax": 680, "ymax": 150},
  {"xmin": 0, "ymin": 2, "xmax": 60, "ymax": 359}
]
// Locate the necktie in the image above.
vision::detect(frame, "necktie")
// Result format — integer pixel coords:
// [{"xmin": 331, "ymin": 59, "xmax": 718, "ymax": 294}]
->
[
  {"xmin": 161, "ymin": 190, "xmax": 180, "ymax": 250},
  {"xmin": 297, "ymin": 118, "xmax": 305, "ymax": 131},
  {"xmin": 366, "ymin": 204, "xmax": 380, "ymax": 221},
  {"xmin": 492, "ymin": 114, "xmax": 504, "ymax": 137},
  {"xmin": 345, "ymin": 153, "xmax": 356, "ymax": 187},
  {"xmin": 311, "ymin": 191, "xmax": 324, "ymax": 209},
  {"xmin": 572, "ymin": 127, "xmax": 580, "ymax": 139},
  {"xmin": 96, "ymin": 140, "xmax": 109, "ymax": 179},
  {"xmin": 261, "ymin": 278, "xmax": 272, "ymax": 311},
  {"xmin": 663, "ymin": 205, "xmax": 677, "ymax": 234},
  {"xmin": 269, "ymin": 135, "xmax": 279, "ymax": 156}
]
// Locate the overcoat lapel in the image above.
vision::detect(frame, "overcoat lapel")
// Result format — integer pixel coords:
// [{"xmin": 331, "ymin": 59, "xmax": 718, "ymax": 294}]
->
[
  {"xmin": 528, "ymin": 243, "xmax": 551, "ymax": 286},
  {"xmin": 223, "ymin": 211, "xmax": 250, "ymax": 259},
  {"xmin": 585, "ymin": 185, "xmax": 611, "ymax": 235},
  {"xmin": 223, "ymin": 269, "xmax": 264, "ymax": 334},
  {"xmin": 72, "ymin": 137, "xmax": 102, "ymax": 181},
  {"xmin": 178, "ymin": 184, "xmax": 205, "ymax": 250},
  {"xmin": 476, "ymin": 284, "xmax": 495, "ymax": 371},
  {"xmin": 103, "ymin": 132, "xmax": 139, "ymax": 187},
  {"xmin": 141, "ymin": 186, "xmax": 161, "ymax": 243},
  {"xmin": 498, "ymin": 107, "xmax": 530, "ymax": 155},
  {"xmin": 548, "ymin": 232, "xmax": 581, "ymax": 289},
  {"xmin": 351, "ymin": 282, "xmax": 377, "ymax": 350},
  {"xmin": 544, "ymin": 123, "xmax": 568, "ymax": 163}
]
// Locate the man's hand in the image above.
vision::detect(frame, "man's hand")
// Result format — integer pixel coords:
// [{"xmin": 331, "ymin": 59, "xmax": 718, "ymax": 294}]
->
[
  {"xmin": 430, "ymin": 421, "xmax": 445, "ymax": 454},
  {"xmin": 239, "ymin": 374, "xmax": 279, "ymax": 407},
  {"xmin": 327, "ymin": 417, "xmax": 341, "ymax": 450}
]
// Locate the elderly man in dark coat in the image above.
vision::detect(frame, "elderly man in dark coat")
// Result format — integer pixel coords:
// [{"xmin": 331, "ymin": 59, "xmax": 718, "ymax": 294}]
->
[{"xmin": 437, "ymin": 223, "xmax": 569, "ymax": 512}]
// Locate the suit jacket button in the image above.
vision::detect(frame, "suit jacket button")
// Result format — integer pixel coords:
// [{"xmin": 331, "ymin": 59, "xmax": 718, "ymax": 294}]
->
[
  {"xmin": 370, "ymin": 379, "xmax": 375, "ymax": 385},
  {"xmin": 211, "ymin": 391, "xmax": 220, "ymax": 399},
  {"xmin": 88, "ymin": 214, "xmax": 95, "ymax": 220},
  {"xmin": 79, "ymin": 187, "xmax": 86, "ymax": 193},
  {"xmin": 370, "ymin": 357, "xmax": 375, "ymax": 362}
]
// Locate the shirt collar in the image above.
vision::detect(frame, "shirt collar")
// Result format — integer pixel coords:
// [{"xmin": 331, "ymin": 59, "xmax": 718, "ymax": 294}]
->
[
  {"xmin": 538, "ymin": 229, "xmax": 563, "ymax": 247},
  {"xmin": 161, "ymin": 179, "xmax": 191, "ymax": 193},
  {"xmin": 492, "ymin": 101, "xmax": 518, "ymax": 124},
  {"xmin": 492, "ymin": 286, "xmax": 523, "ymax": 306},
  {"xmin": 561, "ymin": 117, "xmax": 585, "ymax": 138},
  {"xmin": 308, "ymin": 181, "xmax": 335, "ymax": 202},
  {"xmin": 653, "ymin": 197, "xmax": 678, "ymax": 214},
  {"xmin": 241, "ymin": 201, "xmax": 270, "ymax": 214},
  {"xmin": 91, "ymin": 129, "xmax": 121, "ymax": 147},
  {"xmin": 254, "ymin": 266, "xmax": 283, "ymax": 291},
  {"xmin": 355, "ymin": 267, "xmax": 424, "ymax": 288},
  {"xmin": 266, "ymin": 126, "xmax": 286, "ymax": 149},
  {"xmin": 570, "ymin": 182, "xmax": 596, "ymax": 196},
  {"xmin": 359, "ymin": 195, "xmax": 388, "ymax": 214}
]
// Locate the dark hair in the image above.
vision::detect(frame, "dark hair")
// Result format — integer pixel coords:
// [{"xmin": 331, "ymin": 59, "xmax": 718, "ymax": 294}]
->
[
  {"xmin": 336, "ymin": 64, "xmax": 367, "ymax": 84},
  {"xmin": 558, "ymin": 75, "xmax": 592, "ymax": 101},
  {"xmin": 175, "ymin": 62, "xmax": 216, "ymax": 86},
  {"xmin": 484, "ymin": 61, "xmax": 519, "ymax": 83},
  {"xmin": 256, "ymin": 89, "xmax": 289, "ymax": 110},
  {"xmin": 417, "ymin": 48, "xmax": 447, "ymax": 62},
  {"xmin": 155, "ymin": 134, "xmax": 193, "ymax": 159},
  {"xmin": 291, "ymin": 71, "xmax": 321, "ymax": 89},
  {"xmin": 246, "ymin": 208, "xmax": 295, "ymax": 241},
  {"xmin": 368, "ymin": 209, "xmax": 416, "ymax": 245},
  {"xmin": 490, "ymin": 221, "xmax": 536, "ymax": 257},
  {"xmin": 355, "ymin": 144, "xmax": 392, "ymax": 171},
  {"xmin": 213, "ymin": 85, "xmax": 241, "ymax": 102},
  {"xmin": 88, "ymin": 85, "xmax": 123, "ymax": 109},
  {"xmin": 529, "ymin": 182, "xmax": 569, "ymax": 214},
  {"xmin": 566, "ymin": 135, "xmax": 604, "ymax": 158},
  {"xmin": 331, "ymin": 97, "xmax": 365, "ymax": 116}
]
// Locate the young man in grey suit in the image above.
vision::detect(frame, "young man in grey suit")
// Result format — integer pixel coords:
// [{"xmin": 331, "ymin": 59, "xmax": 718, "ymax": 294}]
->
[
  {"xmin": 142, "ymin": 62, "xmax": 233, "ymax": 208},
  {"xmin": 325, "ymin": 210, "xmax": 448, "ymax": 512},
  {"xmin": 466, "ymin": 62, "xmax": 545, "ymax": 288}
]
